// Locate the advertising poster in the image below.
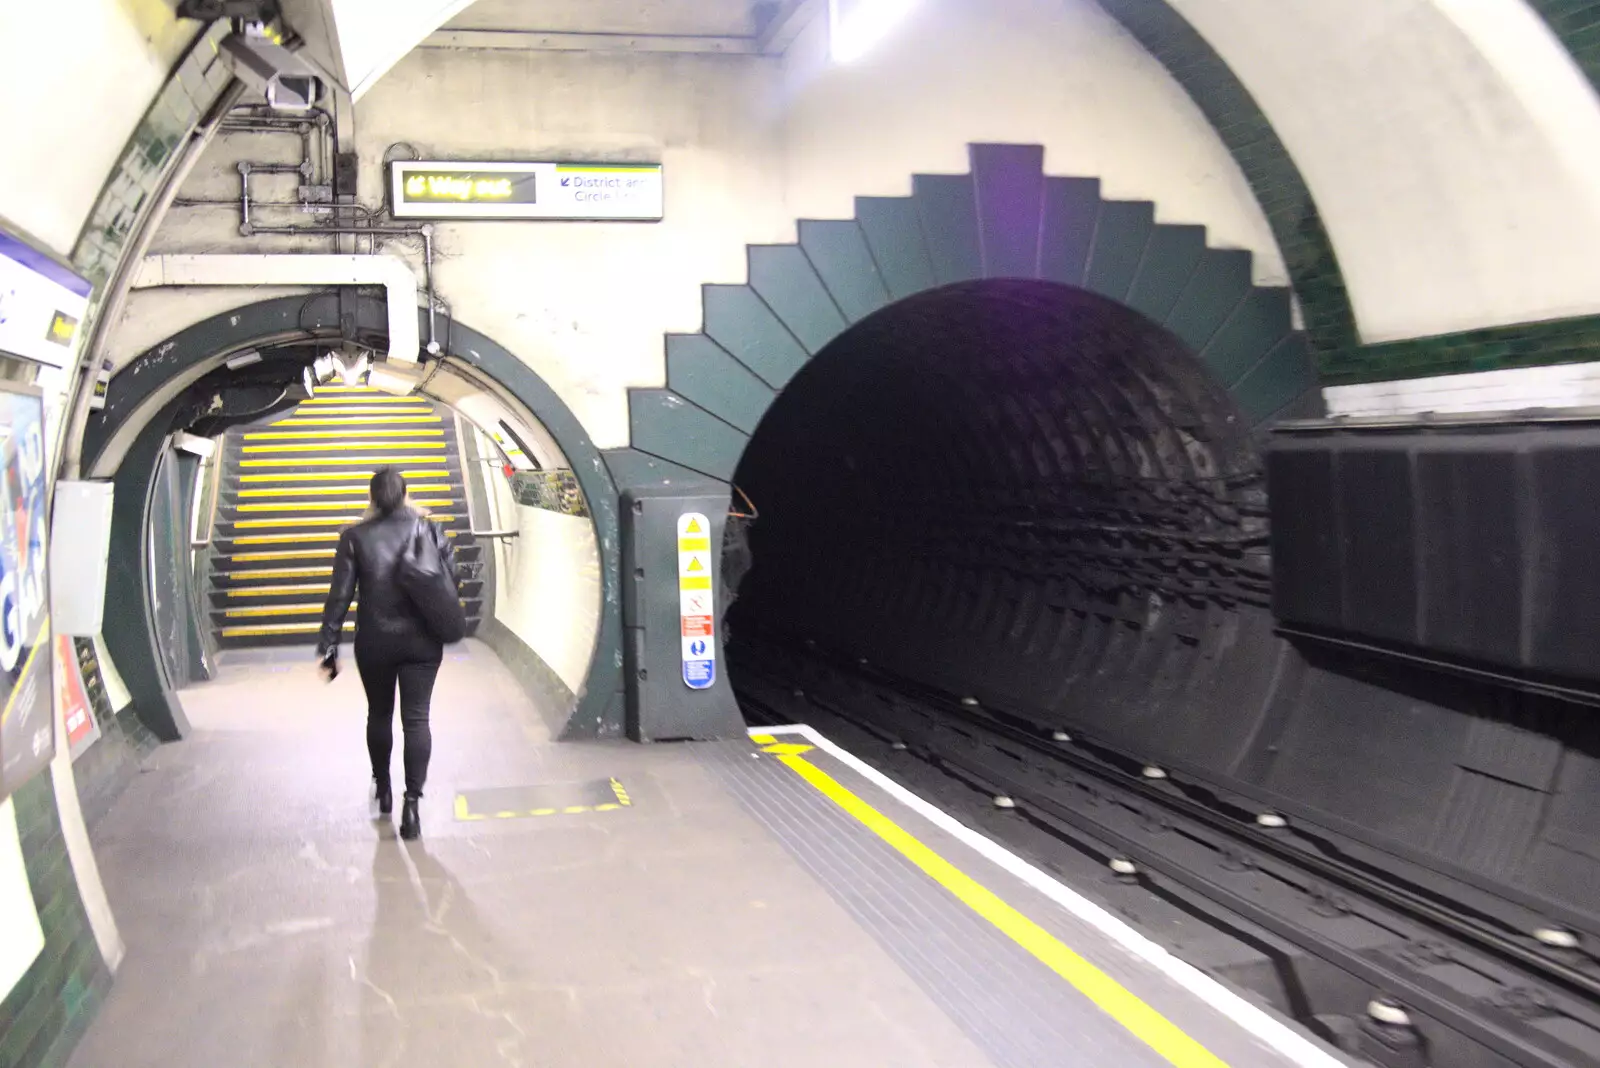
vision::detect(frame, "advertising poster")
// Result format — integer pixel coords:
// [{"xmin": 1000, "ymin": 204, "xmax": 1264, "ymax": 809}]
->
[
  {"xmin": 57, "ymin": 634, "xmax": 99, "ymax": 761},
  {"xmin": 0, "ymin": 386, "xmax": 52, "ymax": 802}
]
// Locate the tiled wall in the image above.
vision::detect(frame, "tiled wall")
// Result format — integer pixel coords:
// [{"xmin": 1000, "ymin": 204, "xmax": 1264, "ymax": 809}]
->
[
  {"xmin": 0, "ymin": 23, "xmax": 235, "ymax": 1068},
  {"xmin": 1102, "ymin": 0, "xmax": 1600, "ymax": 395},
  {"xmin": 0, "ymin": 780, "xmax": 112, "ymax": 1068},
  {"xmin": 71, "ymin": 21, "xmax": 232, "ymax": 288}
]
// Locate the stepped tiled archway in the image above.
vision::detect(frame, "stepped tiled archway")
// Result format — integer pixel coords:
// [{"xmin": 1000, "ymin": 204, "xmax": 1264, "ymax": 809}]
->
[{"xmin": 624, "ymin": 143, "xmax": 1321, "ymax": 482}]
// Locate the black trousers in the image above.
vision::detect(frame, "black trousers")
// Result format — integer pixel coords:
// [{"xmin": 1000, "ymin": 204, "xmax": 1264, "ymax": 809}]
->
[{"xmin": 355, "ymin": 646, "xmax": 441, "ymax": 798}]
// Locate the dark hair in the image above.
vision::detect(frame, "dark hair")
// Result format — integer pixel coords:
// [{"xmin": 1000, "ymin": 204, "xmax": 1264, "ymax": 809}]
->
[{"xmin": 370, "ymin": 467, "xmax": 407, "ymax": 515}]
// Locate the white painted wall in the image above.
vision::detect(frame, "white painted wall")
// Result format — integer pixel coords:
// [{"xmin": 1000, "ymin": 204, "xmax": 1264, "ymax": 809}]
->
[
  {"xmin": 495, "ymin": 507, "xmax": 602, "ymax": 695},
  {"xmin": 0, "ymin": 0, "xmax": 193, "ymax": 256},
  {"xmin": 113, "ymin": 0, "xmax": 1287, "ymax": 449},
  {"xmin": 1172, "ymin": 0, "xmax": 1600, "ymax": 344},
  {"xmin": 781, "ymin": 0, "xmax": 1287, "ymax": 286}
]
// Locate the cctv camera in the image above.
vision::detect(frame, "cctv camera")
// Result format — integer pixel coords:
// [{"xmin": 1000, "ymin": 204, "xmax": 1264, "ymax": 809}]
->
[{"xmin": 218, "ymin": 33, "xmax": 323, "ymax": 112}]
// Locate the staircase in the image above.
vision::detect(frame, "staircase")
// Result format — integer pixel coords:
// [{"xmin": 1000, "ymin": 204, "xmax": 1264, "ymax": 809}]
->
[{"xmin": 206, "ymin": 386, "xmax": 485, "ymax": 649}]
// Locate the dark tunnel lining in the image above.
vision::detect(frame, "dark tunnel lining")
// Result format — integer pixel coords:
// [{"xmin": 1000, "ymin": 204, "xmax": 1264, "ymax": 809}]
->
[
  {"xmin": 725, "ymin": 278, "xmax": 1600, "ymax": 944},
  {"xmin": 732, "ymin": 278, "xmax": 1272, "ymax": 726}
]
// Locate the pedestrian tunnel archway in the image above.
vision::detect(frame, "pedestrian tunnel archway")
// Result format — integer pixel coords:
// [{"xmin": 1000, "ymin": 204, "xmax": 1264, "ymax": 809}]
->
[{"xmin": 84, "ymin": 294, "xmax": 623, "ymax": 745}]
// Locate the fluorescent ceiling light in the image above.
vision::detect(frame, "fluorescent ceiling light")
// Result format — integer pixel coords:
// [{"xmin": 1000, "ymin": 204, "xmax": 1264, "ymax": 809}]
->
[{"xmin": 829, "ymin": 0, "xmax": 918, "ymax": 63}]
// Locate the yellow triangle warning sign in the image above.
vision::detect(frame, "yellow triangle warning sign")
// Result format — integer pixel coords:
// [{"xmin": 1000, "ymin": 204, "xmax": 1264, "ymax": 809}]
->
[
  {"xmin": 685, "ymin": 518, "xmax": 703, "ymax": 534},
  {"xmin": 687, "ymin": 557, "xmax": 704, "ymax": 572}
]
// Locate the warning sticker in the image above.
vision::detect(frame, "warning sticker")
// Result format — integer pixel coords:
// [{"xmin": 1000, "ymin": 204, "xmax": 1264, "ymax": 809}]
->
[{"xmin": 677, "ymin": 511, "xmax": 716, "ymax": 691}]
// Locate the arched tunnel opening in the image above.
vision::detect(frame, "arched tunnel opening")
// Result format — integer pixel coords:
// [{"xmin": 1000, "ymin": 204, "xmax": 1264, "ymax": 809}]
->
[
  {"xmin": 721, "ymin": 279, "xmax": 1600, "ymax": 1060},
  {"xmin": 728, "ymin": 278, "xmax": 1273, "ymax": 746}
]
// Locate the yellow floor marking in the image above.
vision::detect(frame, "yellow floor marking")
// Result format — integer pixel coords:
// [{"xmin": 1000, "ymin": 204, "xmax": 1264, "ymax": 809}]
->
[
  {"xmin": 455, "ymin": 796, "xmax": 486, "ymax": 822},
  {"xmin": 760, "ymin": 741, "xmax": 1229, "ymax": 1068},
  {"xmin": 241, "ymin": 442, "xmax": 448, "ymax": 454}
]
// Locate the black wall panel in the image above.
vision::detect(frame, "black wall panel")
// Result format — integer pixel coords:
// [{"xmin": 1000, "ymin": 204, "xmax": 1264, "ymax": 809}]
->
[{"xmin": 1268, "ymin": 423, "xmax": 1600, "ymax": 691}]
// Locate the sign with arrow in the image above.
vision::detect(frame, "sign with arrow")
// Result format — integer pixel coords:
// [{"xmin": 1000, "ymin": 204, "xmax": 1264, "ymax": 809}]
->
[{"xmin": 390, "ymin": 160, "xmax": 663, "ymax": 221}]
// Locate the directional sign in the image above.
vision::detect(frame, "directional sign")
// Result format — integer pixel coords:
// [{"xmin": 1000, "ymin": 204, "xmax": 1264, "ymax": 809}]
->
[
  {"xmin": 390, "ymin": 160, "xmax": 664, "ymax": 221},
  {"xmin": 677, "ymin": 512, "xmax": 715, "ymax": 690}
]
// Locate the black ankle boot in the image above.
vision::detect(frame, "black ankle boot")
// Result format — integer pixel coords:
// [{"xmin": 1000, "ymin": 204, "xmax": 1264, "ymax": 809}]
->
[
  {"xmin": 374, "ymin": 781, "xmax": 393, "ymax": 816},
  {"xmin": 399, "ymin": 797, "xmax": 421, "ymax": 840}
]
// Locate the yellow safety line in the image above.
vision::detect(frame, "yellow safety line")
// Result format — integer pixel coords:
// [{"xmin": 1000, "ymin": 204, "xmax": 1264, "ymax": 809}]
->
[
  {"xmin": 242, "ymin": 430, "xmax": 446, "ymax": 440},
  {"xmin": 241, "ymin": 442, "xmax": 448, "ymax": 454},
  {"xmin": 238, "ymin": 471, "xmax": 445, "ymax": 482},
  {"xmin": 0, "ymin": 622, "xmax": 48, "ymax": 727},
  {"xmin": 235, "ymin": 499, "xmax": 455, "ymax": 512},
  {"xmin": 755, "ymin": 740, "xmax": 1229, "ymax": 1068},
  {"xmin": 236, "ymin": 485, "xmax": 452, "ymax": 497},
  {"xmin": 240, "ymin": 457, "xmax": 452, "ymax": 467}
]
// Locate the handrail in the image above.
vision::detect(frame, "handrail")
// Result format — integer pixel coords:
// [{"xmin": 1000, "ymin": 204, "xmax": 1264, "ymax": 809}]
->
[{"xmin": 190, "ymin": 447, "xmax": 224, "ymax": 549}]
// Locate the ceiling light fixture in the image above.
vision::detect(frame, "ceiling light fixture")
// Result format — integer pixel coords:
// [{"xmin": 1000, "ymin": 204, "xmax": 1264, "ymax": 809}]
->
[{"xmin": 829, "ymin": 0, "xmax": 918, "ymax": 63}]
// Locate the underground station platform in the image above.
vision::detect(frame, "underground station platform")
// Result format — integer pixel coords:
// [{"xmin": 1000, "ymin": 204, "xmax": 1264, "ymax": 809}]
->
[{"xmin": 65, "ymin": 642, "xmax": 1347, "ymax": 1068}]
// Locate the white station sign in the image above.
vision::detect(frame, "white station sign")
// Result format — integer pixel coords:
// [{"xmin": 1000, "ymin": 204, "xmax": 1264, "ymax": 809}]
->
[
  {"xmin": 390, "ymin": 160, "xmax": 663, "ymax": 221},
  {"xmin": 677, "ymin": 512, "xmax": 716, "ymax": 690},
  {"xmin": 0, "ymin": 232, "xmax": 91, "ymax": 370}
]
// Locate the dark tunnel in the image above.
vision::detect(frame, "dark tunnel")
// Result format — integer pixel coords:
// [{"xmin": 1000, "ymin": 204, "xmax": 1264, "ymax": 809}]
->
[
  {"xmin": 731, "ymin": 278, "xmax": 1277, "ymax": 760},
  {"xmin": 726, "ymin": 278, "xmax": 1600, "ymax": 944}
]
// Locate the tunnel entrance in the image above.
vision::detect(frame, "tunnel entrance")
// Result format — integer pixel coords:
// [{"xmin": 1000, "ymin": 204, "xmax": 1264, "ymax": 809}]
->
[
  {"xmin": 87, "ymin": 294, "xmax": 623, "ymax": 742},
  {"xmin": 728, "ymin": 278, "xmax": 1271, "ymax": 733}
]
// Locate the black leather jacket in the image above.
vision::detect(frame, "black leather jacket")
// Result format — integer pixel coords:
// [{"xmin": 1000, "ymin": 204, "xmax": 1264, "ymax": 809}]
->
[{"xmin": 317, "ymin": 507, "xmax": 457, "ymax": 662}]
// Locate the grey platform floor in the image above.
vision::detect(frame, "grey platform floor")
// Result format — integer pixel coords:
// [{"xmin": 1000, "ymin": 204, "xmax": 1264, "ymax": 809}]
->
[{"xmin": 67, "ymin": 642, "xmax": 1327, "ymax": 1068}]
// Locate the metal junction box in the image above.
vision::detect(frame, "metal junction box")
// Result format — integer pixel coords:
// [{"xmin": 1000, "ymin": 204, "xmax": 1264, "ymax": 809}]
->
[{"xmin": 620, "ymin": 484, "xmax": 746, "ymax": 742}]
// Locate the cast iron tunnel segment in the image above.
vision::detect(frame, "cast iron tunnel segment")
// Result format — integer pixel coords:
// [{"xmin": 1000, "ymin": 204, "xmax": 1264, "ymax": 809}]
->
[
  {"xmin": 204, "ymin": 387, "xmax": 485, "ymax": 648},
  {"xmin": 624, "ymin": 142, "xmax": 1319, "ymax": 488}
]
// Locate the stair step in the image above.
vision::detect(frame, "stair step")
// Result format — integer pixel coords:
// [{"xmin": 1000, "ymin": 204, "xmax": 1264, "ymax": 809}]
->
[
  {"xmin": 209, "ymin": 579, "xmax": 485, "ymax": 607},
  {"xmin": 241, "ymin": 429, "xmax": 447, "ymax": 441},
  {"xmin": 225, "ymin": 484, "xmax": 455, "ymax": 501},
  {"xmin": 215, "ymin": 619, "xmax": 483, "ymax": 648},
  {"xmin": 266, "ymin": 416, "xmax": 444, "ymax": 426},
  {"xmin": 212, "ymin": 598, "xmax": 483, "ymax": 621},
  {"xmin": 236, "ymin": 456, "xmax": 459, "ymax": 470},
  {"xmin": 228, "ymin": 498, "xmax": 458, "ymax": 514}
]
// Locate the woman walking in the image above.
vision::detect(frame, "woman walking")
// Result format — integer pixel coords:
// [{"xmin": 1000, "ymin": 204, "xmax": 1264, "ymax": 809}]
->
[{"xmin": 317, "ymin": 467, "xmax": 456, "ymax": 840}]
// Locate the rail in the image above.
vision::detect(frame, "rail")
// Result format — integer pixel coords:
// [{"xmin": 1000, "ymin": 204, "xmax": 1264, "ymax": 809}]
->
[{"xmin": 734, "ymin": 640, "xmax": 1600, "ymax": 1068}]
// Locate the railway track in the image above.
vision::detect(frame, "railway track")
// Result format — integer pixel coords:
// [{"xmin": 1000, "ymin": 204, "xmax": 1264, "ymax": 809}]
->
[{"xmin": 733, "ymin": 637, "xmax": 1600, "ymax": 1068}]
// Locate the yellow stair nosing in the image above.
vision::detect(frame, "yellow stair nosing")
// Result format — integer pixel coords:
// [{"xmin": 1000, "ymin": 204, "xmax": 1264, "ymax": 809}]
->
[
  {"xmin": 229, "ymin": 514, "xmax": 460, "ymax": 529},
  {"xmin": 234, "ymin": 499, "xmax": 456, "ymax": 512},
  {"xmin": 240, "ymin": 443, "xmax": 449, "ymax": 454},
  {"xmin": 240, "ymin": 457, "xmax": 455, "ymax": 467},
  {"xmin": 234, "ymin": 484, "xmax": 453, "ymax": 498},
  {"xmin": 237, "ymin": 471, "xmax": 447, "ymax": 483},
  {"xmin": 241, "ymin": 430, "xmax": 447, "ymax": 440},
  {"xmin": 269, "ymin": 417, "xmax": 443, "ymax": 426}
]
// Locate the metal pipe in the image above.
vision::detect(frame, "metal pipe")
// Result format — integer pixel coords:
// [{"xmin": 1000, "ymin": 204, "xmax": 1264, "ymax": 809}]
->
[{"xmin": 243, "ymin": 224, "xmax": 441, "ymax": 353}]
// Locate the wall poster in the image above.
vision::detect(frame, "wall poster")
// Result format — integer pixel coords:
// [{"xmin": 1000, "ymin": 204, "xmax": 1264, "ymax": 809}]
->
[{"xmin": 0, "ymin": 384, "xmax": 52, "ymax": 802}]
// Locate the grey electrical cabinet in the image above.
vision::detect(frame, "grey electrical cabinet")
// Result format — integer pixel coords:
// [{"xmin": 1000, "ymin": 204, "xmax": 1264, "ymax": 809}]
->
[{"xmin": 620, "ymin": 484, "xmax": 746, "ymax": 742}]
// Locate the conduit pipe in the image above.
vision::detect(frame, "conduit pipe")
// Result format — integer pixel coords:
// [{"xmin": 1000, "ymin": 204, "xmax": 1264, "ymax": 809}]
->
[{"xmin": 130, "ymin": 254, "xmax": 421, "ymax": 365}]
